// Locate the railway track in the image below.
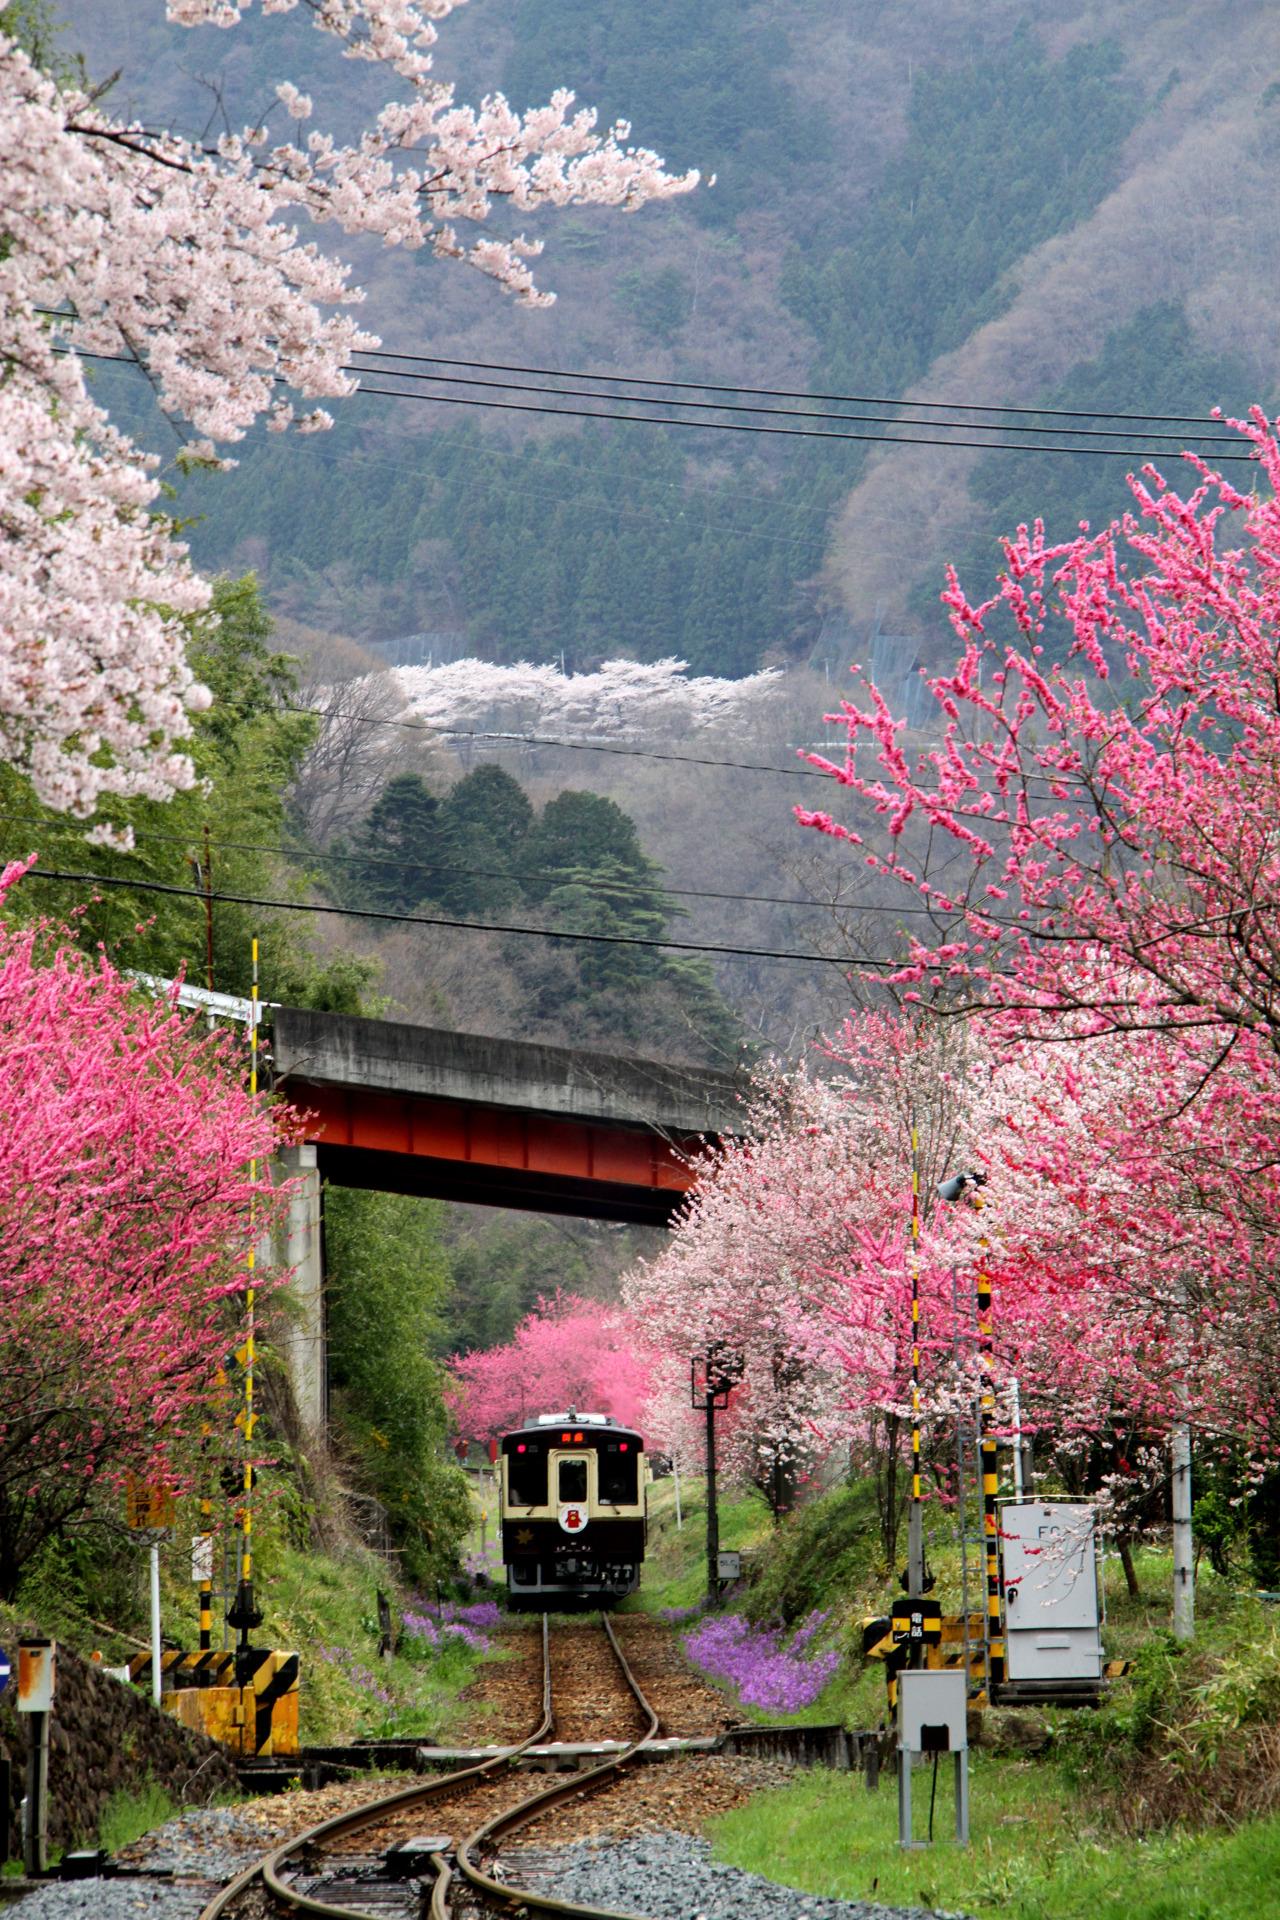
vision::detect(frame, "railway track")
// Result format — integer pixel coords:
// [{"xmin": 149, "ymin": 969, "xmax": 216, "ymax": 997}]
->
[{"xmin": 198, "ymin": 1613, "xmax": 662, "ymax": 1920}]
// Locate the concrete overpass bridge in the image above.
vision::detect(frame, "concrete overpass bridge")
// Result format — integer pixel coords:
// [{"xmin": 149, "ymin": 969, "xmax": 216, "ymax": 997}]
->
[{"xmin": 268, "ymin": 1008, "xmax": 746, "ymax": 1428}]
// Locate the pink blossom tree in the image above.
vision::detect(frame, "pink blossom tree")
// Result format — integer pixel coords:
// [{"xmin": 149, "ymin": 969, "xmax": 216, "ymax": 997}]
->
[
  {"xmin": 0, "ymin": 859, "xmax": 292, "ymax": 1598},
  {"xmin": 625, "ymin": 1028, "xmax": 1017, "ymax": 1544},
  {"xmin": 446, "ymin": 1292, "xmax": 651, "ymax": 1444},
  {"xmin": 794, "ymin": 415, "xmax": 1280, "ymax": 1615},
  {"xmin": 0, "ymin": 3, "xmax": 701, "ymax": 816},
  {"xmin": 796, "ymin": 414, "xmax": 1280, "ymax": 1092}
]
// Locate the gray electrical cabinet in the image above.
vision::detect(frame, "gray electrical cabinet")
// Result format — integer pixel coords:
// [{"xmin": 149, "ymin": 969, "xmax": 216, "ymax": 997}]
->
[{"xmin": 1001, "ymin": 1501, "xmax": 1102, "ymax": 1683}]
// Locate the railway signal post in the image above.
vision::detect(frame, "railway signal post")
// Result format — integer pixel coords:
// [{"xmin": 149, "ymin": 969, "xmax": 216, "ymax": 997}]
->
[{"xmin": 691, "ymin": 1341, "xmax": 744, "ymax": 1611}]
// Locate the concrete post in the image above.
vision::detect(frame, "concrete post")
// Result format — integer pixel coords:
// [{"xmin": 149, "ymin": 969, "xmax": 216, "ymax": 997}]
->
[
  {"xmin": 149, "ymin": 1543, "xmax": 162, "ymax": 1707},
  {"xmin": 1172, "ymin": 1419, "xmax": 1194, "ymax": 1641},
  {"xmin": 23, "ymin": 1713, "xmax": 48, "ymax": 1877},
  {"xmin": 272, "ymin": 1144, "xmax": 325, "ymax": 1435}
]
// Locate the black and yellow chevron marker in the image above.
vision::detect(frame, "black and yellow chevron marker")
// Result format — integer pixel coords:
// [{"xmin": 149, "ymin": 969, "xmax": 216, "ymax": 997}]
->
[
  {"xmin": 241, "ymin": 1650, "xmax": 300, "ymax": 1757},
  {"xmin": 127, "ymin": 1648, "xmax": 187, "ymax": 1687}
]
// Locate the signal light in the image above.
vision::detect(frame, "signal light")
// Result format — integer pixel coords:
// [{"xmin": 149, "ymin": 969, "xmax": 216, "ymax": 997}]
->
[
  {"xmin": 620, "ymin": 1442, "xmax": 628, "ymax": 1451},
  {"xmin": 562, "ymin": 1432, "xmax": 571, "ymax": 1441},
  {"xmin": 573, "ymin": 1431, "xmax": 583, "ymax": 1441},
  {"xmin": 517, "ymin": 1444, "xmax": 526, "ymax": 1453}
]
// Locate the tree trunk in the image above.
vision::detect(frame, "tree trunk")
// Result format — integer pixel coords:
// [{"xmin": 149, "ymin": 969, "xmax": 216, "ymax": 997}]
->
[{"xmin": 1118, "ymin": 1535, "xmax": 1140, "ymax": 1600}]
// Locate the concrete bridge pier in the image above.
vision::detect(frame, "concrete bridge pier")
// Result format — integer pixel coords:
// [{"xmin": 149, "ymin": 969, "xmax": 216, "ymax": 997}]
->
[{"xmin": 271, "ymin": 1142, "xmax": 326, "ymax": 1435}]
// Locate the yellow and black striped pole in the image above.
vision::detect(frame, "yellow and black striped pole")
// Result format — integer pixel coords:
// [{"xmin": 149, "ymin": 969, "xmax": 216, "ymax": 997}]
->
[
  {"xmin": 910, "ymin": 1124, "xmax": 921, "ymax": 1529},
  {"xmin": 199, "ymin": 1427, "xmax": 212, "ymax": 1657},
  {"xmin": 905, "ymin": 1123, "xmax": 925, "ymax": 1639},
  {"xmin": 228, "ymin": 939, "xmax": 263, "ymax": 1672},
  {"xmin": 975, "ymin": 1203, "xmax": 1004, "ymax": 1687}
]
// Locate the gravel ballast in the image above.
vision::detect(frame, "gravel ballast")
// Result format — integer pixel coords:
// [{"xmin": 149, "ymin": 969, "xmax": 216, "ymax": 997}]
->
[
  {"xmin": 5, "ymin": 1882, "xmax": 212, "ymax": 1919},
  {"xmin": 497, "ymin": 1829, "xmax": 977, "ymax": 1920}
]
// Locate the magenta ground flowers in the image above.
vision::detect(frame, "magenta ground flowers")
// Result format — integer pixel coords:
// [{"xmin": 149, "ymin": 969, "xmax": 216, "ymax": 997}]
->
[{"xmin": 683, "ymin": 1609, "xmax": 839, "ymax": 1714}]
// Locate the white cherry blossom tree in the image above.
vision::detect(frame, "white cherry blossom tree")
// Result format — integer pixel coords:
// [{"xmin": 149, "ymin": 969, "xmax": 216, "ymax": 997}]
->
[{"xmin": 0, "ymin": 1, "xmax": 700, "ymax": 814}]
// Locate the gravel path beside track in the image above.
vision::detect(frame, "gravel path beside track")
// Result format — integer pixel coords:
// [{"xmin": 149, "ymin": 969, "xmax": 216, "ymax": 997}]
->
[{"xmin": 483, "ymin": 1830, "xmax": 976, "ymax": 1920}]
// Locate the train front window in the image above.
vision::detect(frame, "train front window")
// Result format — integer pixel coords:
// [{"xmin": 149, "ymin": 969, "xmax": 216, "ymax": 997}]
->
[
  {"xmin": 558, "ymin": 1458, "xmax": 588, "ymax": 1503},
  {"xmin": 508, "ymin": 1446, "xmax": 546, "ymax": 1506},
  {"xmin": 599, "ymin": 1442, "xmax": 638, "ymax": 1505}
]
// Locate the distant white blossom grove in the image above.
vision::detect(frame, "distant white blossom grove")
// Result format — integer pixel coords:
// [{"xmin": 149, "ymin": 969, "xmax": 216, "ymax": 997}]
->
[
  {"xmin": 0, "ymin": 1, "xmax": 699, "ymax": 812},
  {"xmin": 395, "ymin": 657, "xmax": 784, "ymax": 736}
]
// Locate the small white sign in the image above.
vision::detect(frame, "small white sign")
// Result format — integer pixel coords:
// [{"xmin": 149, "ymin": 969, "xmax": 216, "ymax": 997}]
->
[
  {"xmin": 717, "ymin": 1551, "xmax": 741, "ymax": 1581},
  {"xmin": 191, "ymin": 1534, "xmax": 214, "ymax": 1584},
  {"xmin": 558, "ymin": 1503, "xmax": 589, "ymax": 1535}
]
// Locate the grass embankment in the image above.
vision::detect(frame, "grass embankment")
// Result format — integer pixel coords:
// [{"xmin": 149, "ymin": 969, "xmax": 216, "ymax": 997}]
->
[
  {"xmin": 714, "ymin": 1762, "xmax": 1280, "ymax": 1920},
  {"xmin": 633, "ymin": 1471, "xmax": 1280, "ymax": 1916},
  {"xmin": 3, "ymin": 1470, "xmax": 512, "ymax": 1755}
]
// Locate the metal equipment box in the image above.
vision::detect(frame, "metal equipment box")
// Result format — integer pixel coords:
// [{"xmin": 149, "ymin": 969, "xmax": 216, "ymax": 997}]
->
[{"xmin": 1001, "ymin": 1501, "xmax": 1102, "ymax": 1682}]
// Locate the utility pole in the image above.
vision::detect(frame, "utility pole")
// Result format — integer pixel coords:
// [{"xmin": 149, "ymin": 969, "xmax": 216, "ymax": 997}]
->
[
  {"xmin": 907, "ymin": 1126, "xmax": 924, "ymax": 1605},
  {"xmin": 227, "ymin": 938, "xmax": 263, "ymax": 1679},
  {"xmin": 691, "ymin": 1342, "xmax": 744, "ymax": 1610},
  {"xmin": 936, "ymin": 1168, "xmax": 1000, "ymax": 1686},
  {"xmin": 1172, "ymin": 1418, "xmax": 1194, "ymax": 1640},
  {"xmin": 203, "ymin": 824, "xmax": 214, "ymax": 993}
]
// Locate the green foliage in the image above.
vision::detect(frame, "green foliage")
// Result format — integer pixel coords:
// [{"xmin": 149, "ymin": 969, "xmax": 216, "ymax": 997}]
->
[
  {"xmin": 614, "ymin": 264, "xmax": 693, "ymax": 341},
  {"xmin": 336, "ymin": 766, "xmax": 742, "ymax": 1063},
  {"xmin": 742, "ymin": 1482, "xmax": 880, "ymax": 1627},
  {"xmin": 0, "ymin": 574, "xmax": 376, "ymax": 1011},
  {"xmin": 323, "ymin": 1188, "xmax": 473, "ymax": 1583},
  {"xmin": 709, "ymin": 1760, "xmax": 1280, "ymax": 1920},
  {"xmin": 1193, "ymin": 1486, "xmax": 1240, "ymax": 1580},
  {"xmin": 12, "ymin": 1529, "xmax": 143, "ymax": 1650},
  {"xmin": 157, "ymin": 31, "xmax": 1142, "ymax": 685},
  {"xmin": 0, "ymin": 0, "xmax": 87, "ymax": 88},
  {"xmin": 97, "ymin": 1781, "xmax": 181, "ymax": 1855},
  {"xmin": 784, "ymin": 31, "xmax": 1138, "ymax": 397},
  {"xmin": 181, "ymin": 418, "xmax": 804, "ymax": 678},
  {"xmin": 925, "ymin": 301, "xmax": 1262, "ymax": 636},
  {"xmin": 439, "ymin": 1211, "xmax": 652, "ymax": 1356},
  {"xmin": 502, "ymin": 0, "xmax": 817, "ymax": 226}
]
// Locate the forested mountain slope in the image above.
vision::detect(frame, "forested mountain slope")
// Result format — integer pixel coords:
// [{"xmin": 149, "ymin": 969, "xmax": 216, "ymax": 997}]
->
[{"xmin": 59, "ymin": 0, "xmax": 1280, "ymax": 680}]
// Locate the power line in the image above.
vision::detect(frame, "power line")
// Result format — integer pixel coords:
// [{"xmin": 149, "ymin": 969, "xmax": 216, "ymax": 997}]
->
[
  {"xmin": 0, "ymin": 808, "xmax": 888, "ymax": 916},
  {"xmin": 57, "ymin": 316, "xmax": 1244, "ymax": 435},
  {"xmin": 350, "ymin": 381, "xmax": 1256, "ymax": 461},
  {"xmin": 49, "ymin": 306, "xmax": 1247, "ymax": 433},
  {"xmin": 350, "ymin": 347, "xmax": 1249, "ymax": 434},
  {"xmin": 296, "ymin": 707, "xmax": 873, "ymax": 781},
  {"xmin": 61, "ymin": 334, "xmax": 1256, "ymax": 461},
  {"xmin": 350, "ymin": 359, "xmax": 1245, "ymax": 449},
  {"xmin": 14, "ymin": 866, "xmax": 908, "ymax": 969}
]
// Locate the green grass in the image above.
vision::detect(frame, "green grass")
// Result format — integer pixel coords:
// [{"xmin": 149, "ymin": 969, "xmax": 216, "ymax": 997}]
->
[
  {"xmin": 708, "ymin": 1757, "xmax": 1280, "ymax": 1920},
  {"xmin": 96, "ymin": 1780, "xmax": 180, "ymax": 1854},
  {"xmin": 3, "ymin": 1470, "xmax": 511, "ymax": 1751},
  {"xmin": 626, "ymin": 1474, "xmax": 775, "ymax": 1616}
]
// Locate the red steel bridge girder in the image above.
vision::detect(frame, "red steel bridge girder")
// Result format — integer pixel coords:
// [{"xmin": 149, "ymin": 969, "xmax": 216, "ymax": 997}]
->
[{"xmin": 297, "ymin": 1082, "xmax": 701, "ymax": 1226}]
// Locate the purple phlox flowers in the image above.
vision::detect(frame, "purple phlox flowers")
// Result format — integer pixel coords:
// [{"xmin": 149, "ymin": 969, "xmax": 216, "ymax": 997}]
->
[
  {"xmin": 403, "ymin": 1598, "xmax": 499, "ymax": 1654},
  {"xmin": 659, "ymin": 1603, "xmax": 705, "ymax": 1623},
  {"xmin": 683, "ymin": 1609, "xmax": 839, "ymax": 1714},
  {"xmin": 315, "ymin": 1643, "xmax": 393, "ymax": 1707}
]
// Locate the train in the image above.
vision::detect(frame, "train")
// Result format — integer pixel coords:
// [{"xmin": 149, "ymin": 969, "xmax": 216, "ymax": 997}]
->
[{"xmin": 499, "ymin": 1410, "xmax": 648, "ymax": 1607}]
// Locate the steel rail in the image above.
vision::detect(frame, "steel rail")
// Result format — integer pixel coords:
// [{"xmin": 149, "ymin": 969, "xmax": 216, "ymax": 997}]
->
[
  {"xmin": 196, "ymin": 1613, "xmax": 552, "ymax": 1920},
  {"xmin": 450, "ymin": 1612, "xmax": 660, "ymax": 1920}
]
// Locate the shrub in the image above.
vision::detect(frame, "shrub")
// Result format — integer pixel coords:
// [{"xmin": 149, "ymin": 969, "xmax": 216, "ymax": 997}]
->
[{"xmin": 743, "ymin": 1482, "xmax": 879, "ymax": 1627}]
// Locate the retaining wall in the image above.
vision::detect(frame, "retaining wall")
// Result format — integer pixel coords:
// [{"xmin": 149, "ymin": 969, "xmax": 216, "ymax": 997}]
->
[{"xmin": 0, "ymin": 1641, "xmax": 239, "ymax": 1857}]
